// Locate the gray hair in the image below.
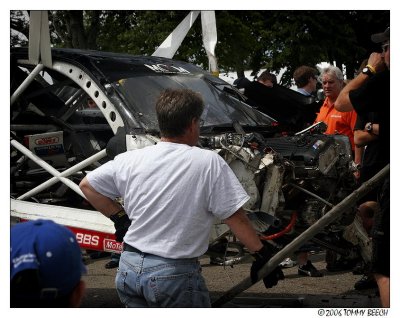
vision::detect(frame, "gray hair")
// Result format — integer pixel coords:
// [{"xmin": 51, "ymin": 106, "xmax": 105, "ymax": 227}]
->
[{"xmin": 320, "ymin": 65, "xmax": 344, "ymax": 81}]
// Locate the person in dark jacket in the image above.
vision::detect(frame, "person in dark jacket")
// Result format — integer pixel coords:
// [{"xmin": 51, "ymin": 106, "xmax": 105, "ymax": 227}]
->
[{"xmin": 335, "ymin": 27, "xmax": 390, "ymax": 308}]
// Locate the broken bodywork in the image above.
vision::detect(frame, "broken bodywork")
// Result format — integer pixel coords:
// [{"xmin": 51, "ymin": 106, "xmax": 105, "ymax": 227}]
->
[{"xmin": 10, "ymin": 48, "xmax": 370, "ymax": 267}]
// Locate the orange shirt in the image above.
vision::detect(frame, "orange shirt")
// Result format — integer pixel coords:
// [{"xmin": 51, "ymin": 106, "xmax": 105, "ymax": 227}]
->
[{"xmin": 315, "ymin": 98, "xmax": 357, "ymax": 150}]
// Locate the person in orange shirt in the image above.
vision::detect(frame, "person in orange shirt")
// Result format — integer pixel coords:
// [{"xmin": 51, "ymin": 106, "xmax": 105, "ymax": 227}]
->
[
  {"xmin": 315, "ymin": 65, "xmax": 361, "ymax": 275},
  {"xmin": 315, "ymin": 66, "xmax": 360, "ymax": 166}
]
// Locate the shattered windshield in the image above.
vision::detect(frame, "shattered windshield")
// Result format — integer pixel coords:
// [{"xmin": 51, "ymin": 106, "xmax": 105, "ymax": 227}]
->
[{"xmin": 115, "ymin": 73, "xmax": 276, "ymax": 132}]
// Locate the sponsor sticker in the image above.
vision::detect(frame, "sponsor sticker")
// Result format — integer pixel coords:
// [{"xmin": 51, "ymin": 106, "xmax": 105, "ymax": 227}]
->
[
  {"xmin": 68, "ymin": 227, "xmax": 122, "ymax": 253},
  {"xmin": 19, "ymin": 219, "xmax": 122, "ymax": 253},
  {"xmin": 34, "ymin": 136, "xmax": 60, "ymax": 145},
  {"xmin": 144, "ymin": 63, "xmax": 191, "ymax": 74},
  {"xmin": 104, "ymin": 239, "xmax": 123, "ymax": 252},
  {"xmin": 34, "ymin": 144, "xmax": 65, "ymax": 156}
]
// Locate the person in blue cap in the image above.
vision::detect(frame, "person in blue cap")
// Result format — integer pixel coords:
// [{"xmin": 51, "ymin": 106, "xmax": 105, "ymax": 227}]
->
[{"xmin": 10, "ymin": 219, "xmax": 87, "ymax": 307}]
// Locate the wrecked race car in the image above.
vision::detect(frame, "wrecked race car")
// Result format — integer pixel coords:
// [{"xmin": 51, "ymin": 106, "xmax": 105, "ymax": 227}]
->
[{"xmin": 10, "ymin": 47, "xmax": 368, "ymax": 269}]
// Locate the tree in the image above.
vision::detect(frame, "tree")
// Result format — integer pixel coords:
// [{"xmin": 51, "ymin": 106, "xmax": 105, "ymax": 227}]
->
[
  {"xmin": 49, "ymin": 11, "xmax": 101, "ymax": 49},
  {"xmin": 247, "ymin": 10, "xmax": 388, "ymax": 85},
  {"xmin": 213, "ymin": 11, "xmax": 264, "ymax": 79},
  {"xmin": 10, "ymin": 11, "xmax": 29, "ymax": 47},
  {"xmin": 11, "ymin": 10, "xmax": 389, "ymax": 86}
]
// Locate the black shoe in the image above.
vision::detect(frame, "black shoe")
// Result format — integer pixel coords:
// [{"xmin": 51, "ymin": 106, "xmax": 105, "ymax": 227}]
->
[
  {"xmin": 354, "ymin": 274, "xmax": 378, "ymax": 290},
  {"xmin": 105, "ymin": 260, "xmax": 119, "ymax": 269},
  {"xmin": 298, "ymin": 261, "xmax": 323, "ymax": 277}
]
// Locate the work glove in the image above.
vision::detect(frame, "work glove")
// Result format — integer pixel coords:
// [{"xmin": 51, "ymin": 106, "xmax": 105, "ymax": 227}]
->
[
  {"xmin": 109, "ymin": 209, "xmax": 131, "ymax": 242},
  {"xmin": 250, "ymin": 244, "xmax": 284, "ymax": 288}
]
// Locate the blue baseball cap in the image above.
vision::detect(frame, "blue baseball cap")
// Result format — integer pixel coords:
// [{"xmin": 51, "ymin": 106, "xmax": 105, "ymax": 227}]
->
[{"xmin": 10, "ymin": 219, "xmax": 87, "ymax": 298}]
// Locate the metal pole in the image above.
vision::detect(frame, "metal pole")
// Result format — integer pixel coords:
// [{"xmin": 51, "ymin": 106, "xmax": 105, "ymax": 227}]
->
[
  {"xmin": 17, "ymin": 149, "xmax": 107, "ymax": 200},
  {"xmin": 212, "ymin": 164, "xmax": 389, "ymax": 307},
  {"xmin": 61, "ymin": 89, "xmax": 86, "ymax": 121},
  {"xmin": 11, "ymin": 64, "xmax": 44, "ymax": 106},
  {"xmin": 10, "ymin": 139, "xmax": 85, "ymax": 199}
]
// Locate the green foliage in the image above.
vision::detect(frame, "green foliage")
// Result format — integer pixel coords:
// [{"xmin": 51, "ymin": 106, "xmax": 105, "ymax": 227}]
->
[
  {"xmin": 215, "ymin": 12, "xmax": 261, "ymax": 74},
  {"xmin": 10, "ymin": 10, "xmax": 389, "ymax": 86},
  {"xmin": 10, "ymin": 11, "xmax": 29, "ymax": 47}
]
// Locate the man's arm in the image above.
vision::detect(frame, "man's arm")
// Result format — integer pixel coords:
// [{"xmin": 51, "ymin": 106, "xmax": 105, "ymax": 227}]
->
[
  {"xmin": 225, "ymin": 208, "xmax": 285, "ymax": 288},
  {"xmin": 335, "ymin": 75, "xmax": 369, "ymax": 112},
  {"xmin": 80, "ymin": 177, "xmax": 131, "ymax": 242},
  {"xmin": 352, "ymin": 144, "xmax": 363, "ymax": 180},
  {"xmin": 354, "ymin": 127, "xmax": 379, "ymax": 147},
  {"xmin": 335, "ymin": 53, "xmax": 385, "ymax": 112},
  {"xmin": 79, "ymin": 177, "xmax": 122, "ymax": 217},
  {"xmin": 223, "ymin": 208, "xmax": 263, "ymax": 253}
]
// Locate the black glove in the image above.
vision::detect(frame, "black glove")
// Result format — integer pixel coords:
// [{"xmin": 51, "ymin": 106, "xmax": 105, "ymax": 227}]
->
[
  {"xmin": 250, "ymin": 244, "xmax": 284, "ymax": 288},
  {"xmin": 109, "ymin": 209, "xmax": 131, "ymax": 242}
]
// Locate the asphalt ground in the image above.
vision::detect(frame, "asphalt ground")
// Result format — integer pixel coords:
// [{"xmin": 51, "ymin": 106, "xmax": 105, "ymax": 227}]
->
[{"xmin": 80, "ymin": 251, "xmax": 382, "ymax": 309}]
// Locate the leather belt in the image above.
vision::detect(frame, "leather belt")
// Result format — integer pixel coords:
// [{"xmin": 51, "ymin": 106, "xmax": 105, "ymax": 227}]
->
[
  {"xmin": 123, "ymin": 243, "xmax": 142, "ymax": 254},
  {"xmin": 122, "ymin": 243, "xmax": 198, "ymax": 262}
]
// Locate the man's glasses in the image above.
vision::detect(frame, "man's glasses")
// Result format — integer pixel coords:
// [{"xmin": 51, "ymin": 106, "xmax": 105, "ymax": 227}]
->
[{"xmin": 382, "ymin": 43, "xmax": 390, "ymax": 53}]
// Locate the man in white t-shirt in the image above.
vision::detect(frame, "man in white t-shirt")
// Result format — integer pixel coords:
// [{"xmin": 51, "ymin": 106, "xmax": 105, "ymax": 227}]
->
[{"xmin": 79, "ymin": 88, "xmax": 283, "ymax": 307}]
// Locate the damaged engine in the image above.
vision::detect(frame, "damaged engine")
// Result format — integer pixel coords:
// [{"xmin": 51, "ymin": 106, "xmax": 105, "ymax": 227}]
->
[{"xmin": 201, "ymin": 128, "xmax": 362, "ymax": 266}]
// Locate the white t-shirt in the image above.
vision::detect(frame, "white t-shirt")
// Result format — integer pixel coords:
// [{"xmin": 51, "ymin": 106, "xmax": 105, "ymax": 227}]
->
[{"xmin": 87, "ymin": 141, "xmax": 249, "ymax": 258}]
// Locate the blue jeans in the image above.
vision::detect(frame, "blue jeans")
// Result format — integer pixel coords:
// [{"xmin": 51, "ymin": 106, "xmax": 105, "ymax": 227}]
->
[{"xmin": 115, "ymin": 249, "xmax": 211, "ymax": 307}]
